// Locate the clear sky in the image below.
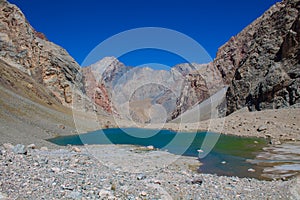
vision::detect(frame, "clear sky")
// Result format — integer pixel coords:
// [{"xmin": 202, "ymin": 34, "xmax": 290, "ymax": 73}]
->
[{"xmin": 9, "ymin": 0, "xmax": 281, "ymax": 68}]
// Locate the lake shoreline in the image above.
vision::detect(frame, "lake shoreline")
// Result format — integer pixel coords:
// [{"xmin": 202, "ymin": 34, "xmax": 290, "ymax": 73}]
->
[
  {"xmin": 1, "ymin": 105, "xmax": 299, "ymax": 198},
  {"xmin": 0, "ymin": 143, "xmax": 299, "ymax": 199},
  {"xmin": 132, "ymin": 108, "xmax": 300, "ymax": 143},
  {"xmin": 1, "ymin": 104, "xmax": 298, "ymax": 149}
]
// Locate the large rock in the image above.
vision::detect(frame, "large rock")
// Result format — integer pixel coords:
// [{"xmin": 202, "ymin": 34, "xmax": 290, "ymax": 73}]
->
[{"xmin": 12, "ymin": 144, "xmax": 27, "ymax": 154}]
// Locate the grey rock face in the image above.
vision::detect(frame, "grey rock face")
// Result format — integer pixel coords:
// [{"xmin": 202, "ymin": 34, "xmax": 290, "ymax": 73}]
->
[
  {"xmin": 84, "ymin": 57, "xmax": 187, "ymax": 123},
  {"xmin": 218, "ymin": 0, "xmax": 300, "ymax": 114},
  {"xmin": 170, "ymin": 63, "xmax": 225, "ymax": 120},
  {"xmin": 112, "ymin": 66, "xmax": 185, "ymax": 123},
  {"xmin": 84, "ymin": 58, "xmax": 226, "ymax": 122},
  {"xmin": 174, "ymin": 0, "xmax": 300, "ymax": 118}
]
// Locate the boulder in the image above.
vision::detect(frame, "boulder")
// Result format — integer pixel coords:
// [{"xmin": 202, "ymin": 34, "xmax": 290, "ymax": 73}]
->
[{"xmin": 12, "ymin": 144, "xmax": 27, "ymax": 154}]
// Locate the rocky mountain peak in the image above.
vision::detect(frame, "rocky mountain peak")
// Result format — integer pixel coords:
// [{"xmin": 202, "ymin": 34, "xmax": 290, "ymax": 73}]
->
[
  {"xmin": 88, "ymin": 56, "xmax": 128, "ymax": 85},
  {"xmin": 90, "ymin": 56, "xmax": 121, "ymax": 71}
]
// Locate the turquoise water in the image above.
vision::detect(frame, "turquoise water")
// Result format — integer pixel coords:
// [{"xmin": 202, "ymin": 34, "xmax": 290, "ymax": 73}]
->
[{"xmin": 48, "ymin": 128, "xmax": 268, "ymax": 179}]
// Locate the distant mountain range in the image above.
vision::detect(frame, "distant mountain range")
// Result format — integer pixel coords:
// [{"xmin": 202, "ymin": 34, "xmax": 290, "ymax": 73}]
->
[{"xmin": 0, "ymin": 0, "xmax": 299, "ymax": 129}]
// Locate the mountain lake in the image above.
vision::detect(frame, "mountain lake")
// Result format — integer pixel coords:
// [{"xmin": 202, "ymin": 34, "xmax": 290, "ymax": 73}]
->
[{"xmin": 48, "ymin": 128, "xmax": 300, "ymax": 180}]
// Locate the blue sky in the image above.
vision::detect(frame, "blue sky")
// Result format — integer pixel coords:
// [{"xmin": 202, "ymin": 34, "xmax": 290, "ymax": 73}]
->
[{"xmin": 10, "ymin": 0, "xmax": 280, "ymax": 69}]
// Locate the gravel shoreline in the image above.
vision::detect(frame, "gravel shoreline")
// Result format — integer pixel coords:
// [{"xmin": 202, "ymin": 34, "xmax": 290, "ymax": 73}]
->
[
  {"xmin": 143, "ymin": 108, "xmax": 300, "ymax": 143},
  {"xmin": 0, "ymin": 144, "xmax": 299, "ymax": 199}
]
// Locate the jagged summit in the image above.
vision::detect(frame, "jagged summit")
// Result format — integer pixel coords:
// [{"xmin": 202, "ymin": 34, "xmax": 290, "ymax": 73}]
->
[{"xmin": 89, "ymin": 56, "xmax": 121, "ymax": 69}]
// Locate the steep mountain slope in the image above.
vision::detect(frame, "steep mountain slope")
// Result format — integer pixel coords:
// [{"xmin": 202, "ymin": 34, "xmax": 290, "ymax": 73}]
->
[
  {"xmin": 0, "ymin": 0, "xmax": 113, "ymax": 145},
  {"xmin": 81, "ymin": 57, "xmax": 130, "ymax": 114},
  {"xmin": 172, "ymin": 0, "xmax": 300, "ymax": 118},
  {"xmin": 0, "ymin": 0, "xmax": 83, "ymax": 106},
  {"xmin": 112, "ymin": 66, "xmax": 183, "ymax": 123},
  {"xmin": 0, "ymin": 58, "xmax": 78, "ymax": 146},
  {"xmin": 214, "ymin": 0, "xmax": 300, "ymax": 114},
  {"xmin": 82, "ymin": 58, "xmax": 226, "ymax": 123},
  {"xmin": 1, "ymin": 0, "xmax": 299, "ymax": 137}
]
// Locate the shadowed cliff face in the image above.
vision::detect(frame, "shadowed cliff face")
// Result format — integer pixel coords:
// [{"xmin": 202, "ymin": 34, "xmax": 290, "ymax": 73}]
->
[
  {"xmin": 0, "ymin": 0, "xmax": 83, "ymax": 106},
  {"xmin": 173, "ymin": 0, "xmax": 300, "ymax": 118},
  {"xmin": 215, "ymin": 0, "xmax": 300, "ymax": 114}
]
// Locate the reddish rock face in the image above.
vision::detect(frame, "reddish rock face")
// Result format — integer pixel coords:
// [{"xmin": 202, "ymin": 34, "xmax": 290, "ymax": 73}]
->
[
  {"xmin": 94, "ymin": 84, "xmax": 113, "ymax": 113},
  {"xmin": 81, "ymin": 67, "xmax": 114, "ymax": 114},
  {"xmin": 171, "ymin": 72, "xmax": 210, "ymax": 120},
  {"xmin": 34, "ymin": 31, "xmax": 48, "ymax": 41}
]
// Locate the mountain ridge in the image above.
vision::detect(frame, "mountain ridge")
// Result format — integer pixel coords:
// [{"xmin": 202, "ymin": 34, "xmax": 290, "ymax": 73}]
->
[
  {"xmin": 0, "ymin": 0, "xmax": 299, "ymax": 131},
  {"xmin": 172, "ymin": 0, "xmax": 300, "ymax": 118}
]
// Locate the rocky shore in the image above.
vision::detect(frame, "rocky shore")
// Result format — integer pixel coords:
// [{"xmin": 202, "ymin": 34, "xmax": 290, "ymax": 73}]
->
[
  {"xmin": 144, "ymin": 108, "xmax": 300, "ymax": 143},
  {"xmin": 0, "ymin": 143, "xmax": 299, "ymax": 199}
]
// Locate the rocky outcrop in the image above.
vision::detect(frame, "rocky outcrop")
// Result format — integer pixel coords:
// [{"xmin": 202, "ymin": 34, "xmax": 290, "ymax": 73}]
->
[
  {"xmin": 0, "ymin": 58, "xmax": 61, "ymax": 106},
  {"xmin": 81, "ymin": 66, "xmax": 114, "ymax": 114},
  {"xmin": 81, "ymin": 57, "xmax": 132, "ymax": 114},
  {"xmin": 95, "ymin": 57, "xmax": 131, "ymax": 89},
  {"xmin": 0, "ymin": 0, "xmax": 83, "ymax": 106},
  {"xmin": 172, "ymin": 0, "xmax": 300, "ymax": 118},
  {"xmin": 171, "ymin": 72, "xmax": 210, "ymax": 120},
  {"xmin": 112, "ymin": 66, "xmax": 184, "ymax": 123},
  {"xmin": 170, "ymin": 63, "xmax": 225, "ymax": 120},
  {"xmin": 215, "ymin": 0, "xmax": 300, "ymax": 114}
]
